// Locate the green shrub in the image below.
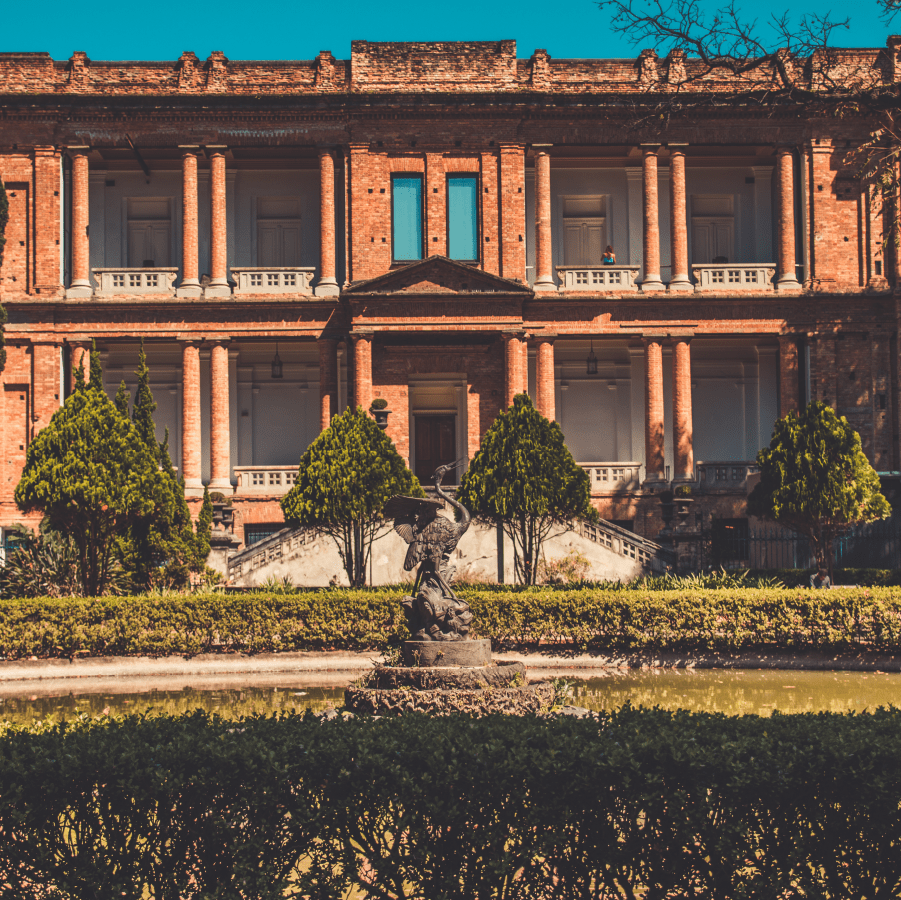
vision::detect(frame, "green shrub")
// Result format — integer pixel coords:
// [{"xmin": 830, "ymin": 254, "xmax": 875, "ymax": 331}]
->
[
  {"xmin": 4, "ymin": 586, "xmax": 901, "ymax": 657},
  {"xmin": 0, "ymin": 708, "xmax": 900, "ymax": 898}
]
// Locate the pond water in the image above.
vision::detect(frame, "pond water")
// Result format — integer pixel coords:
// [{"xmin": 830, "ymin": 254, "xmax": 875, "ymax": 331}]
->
[{"xmin": 1, "ymin": 669, "xmax": 900, "ymax": 726}]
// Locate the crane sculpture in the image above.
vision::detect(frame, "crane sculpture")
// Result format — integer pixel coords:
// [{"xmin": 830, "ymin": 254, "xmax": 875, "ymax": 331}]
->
[{"xmin": 384, "ymin": 459, "xmax": 473, "ymax": 641}]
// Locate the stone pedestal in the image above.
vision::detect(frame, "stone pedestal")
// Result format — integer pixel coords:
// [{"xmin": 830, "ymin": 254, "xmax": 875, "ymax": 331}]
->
[{"xmin": 402, "ymin": 638, "xmax": 491, "ymax": 668}]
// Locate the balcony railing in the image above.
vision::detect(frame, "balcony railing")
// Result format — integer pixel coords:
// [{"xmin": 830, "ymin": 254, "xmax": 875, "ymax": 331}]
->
[
  {"xmin": 556, "ymin": 266, "xmax": 641, "ymax": 291},
  {"xmin": 231, "ymin": 268, "xmax": 315, "ymax": 296},
  {"xmin": 234, "ymin": 465, "xmax": 298, "ymax": 496},
  {"xmin": 692, "ymin": 264, "xmax": 776, "ymax": 291},
  {"xmin": 93, "ymin": 268, "xmax": 178, "ymax": 296},
  {"xmin": 579, "ymin": 462, "xmax": 642, "ymax": 491},
  {"xmin": 695, "ymin": 461, "xmax": 759, "ymax": 492}
]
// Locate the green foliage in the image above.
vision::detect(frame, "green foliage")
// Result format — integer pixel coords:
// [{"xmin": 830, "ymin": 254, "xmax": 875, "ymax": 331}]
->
[
  {"xmin": 538, "ymin": 548, "xmax": 591, "ymax": 584},
  {"xmin": 0, "ymin": 530, "xmax": 82, "ymax": 599},
  {"xmin": 113, "ymin": 380, "xmax": 130, "ymax": 416},
  {"xmin": 14, "ymin": 348, "xmax": 167, "ymax": 597},
  {"xmin": 193, "ymin": 487, "xmax": 214, "ymax": 566},
  {"xmin": 6, "ymin": 586, "xmax": 901, "ymax": 657},
  {"xmin": 1, "ymin": 708, "xmax": 901, "ymax": 898},
  {"xmin": 0, "ymin": 177, "xmax": 8, "ymax": 373},
  {"xmin": 281, "ymin": 406, "xmax": 423, "ymax": 586},
  {"xmin": 749, "ymin": 401, "xmax": 891, "ymax": 580},
  {"xmin": 630, "ymin": 567, "xmax": 785, "ymax": 590},
  {"xmin": 458, "ymin": 393, "xmax": 596, "ymax": 585}
]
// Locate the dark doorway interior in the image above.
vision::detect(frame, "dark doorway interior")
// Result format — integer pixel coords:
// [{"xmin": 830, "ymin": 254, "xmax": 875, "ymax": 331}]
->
[{"xmin": 415, "ymin": 415, "xmax": 456, "ymax": 483}]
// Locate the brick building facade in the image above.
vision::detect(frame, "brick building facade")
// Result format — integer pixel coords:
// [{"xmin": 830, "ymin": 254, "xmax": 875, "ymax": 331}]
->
[{"xmin": 0, "ymin": 39, "xmax": 899, "ymax": 555}]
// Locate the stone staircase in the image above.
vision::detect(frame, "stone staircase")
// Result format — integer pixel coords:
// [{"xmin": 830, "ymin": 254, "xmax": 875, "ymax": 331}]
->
[{"xmin": 227, "ymin": 516, "xmax": 674, "ymax": 588}]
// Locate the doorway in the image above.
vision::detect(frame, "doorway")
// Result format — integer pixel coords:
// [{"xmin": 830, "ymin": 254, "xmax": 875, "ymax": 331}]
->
[{"xmin": 415, "ymin": 415, "xmax": 456, "ymax": 483}]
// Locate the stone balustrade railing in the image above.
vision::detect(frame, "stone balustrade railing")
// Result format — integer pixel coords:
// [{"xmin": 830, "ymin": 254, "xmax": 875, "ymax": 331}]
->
[
  {"xmin": 233, "ymin": 465, "xmax": 299, "ymax": 496},
  {"xmin": 695, "ymin": 461, "xmax": 760, "ymax": 492},
  {"xmin": 231, "ymin": 267, "xmax": 315, "ymax": 295},
  {"xmin": 556, "ymin": 266, "xmax": 640, "ymax": 291},
  {"xmin": 692, "ymin": 264, "xmax": 776, "ymax": 291},
  {"xmin": 579, "ymin": 462, "xmax": 642, "ymax": 492},
  {"xmin": 93, "ymin": 268, "xmax": 179, "ymax": 296}
]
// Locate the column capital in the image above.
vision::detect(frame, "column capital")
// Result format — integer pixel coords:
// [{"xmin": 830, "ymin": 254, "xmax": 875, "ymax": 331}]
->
[
  {"xmin": 534, "ymin": 332, "xmax": 557, "ymax": 343},
  {"xmin": 640, "ymin": 143, "xmax": 661, "ymax": 152},
  {"xmin": 641, "ymin": 334, "xmax": 664, "ymax": 346}
]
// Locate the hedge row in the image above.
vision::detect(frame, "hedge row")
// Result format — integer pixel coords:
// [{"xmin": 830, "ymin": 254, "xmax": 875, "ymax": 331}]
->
[
  {"xmin": 1, "ymin": 708, "xmax": 899, "ymax": 898},
  {"xmin": 3, "ymin": 587, "xmax": 901, "ymax": 658}
]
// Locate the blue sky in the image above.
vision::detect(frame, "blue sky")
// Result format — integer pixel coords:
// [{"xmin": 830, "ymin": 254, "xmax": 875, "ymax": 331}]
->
[{"xmin": 2, "ymin": 0, "xmax": 894, "ymax": 61}]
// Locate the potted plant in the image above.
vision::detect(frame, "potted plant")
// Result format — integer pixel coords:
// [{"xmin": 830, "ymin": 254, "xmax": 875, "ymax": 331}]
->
[
  {"xmin": 370, "ymin": 397, "xmax": 391, "ymax": 430},
  {"xmin": 674, "ymin": 484, "xmax": 694, "ymax": 522}
]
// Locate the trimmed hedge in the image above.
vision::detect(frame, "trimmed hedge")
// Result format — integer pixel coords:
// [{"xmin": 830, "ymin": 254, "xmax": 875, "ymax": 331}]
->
[
  {"xmin": 0, "ymin": 708, "xmax": 900, "ymax": 898},
  {"xmin": 3, "ymin": 587, "xmax": 901, "ymax": 658}
]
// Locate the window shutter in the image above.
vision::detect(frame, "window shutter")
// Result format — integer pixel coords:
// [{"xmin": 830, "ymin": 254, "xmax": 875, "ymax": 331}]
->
[
  {"xmin": 563, "ymin": 222, "xmax": 583, "ymax": 265},
  {"xmin": 280, "ymin": 223, "xmax": 302, "ymax": 266},
  {"xmin": 258, "ymin": 224, "xmax": 279, "ymax": 267},
  {"xmin": 585, "ymin": 222, "xmax": 605, "ymax": 264}
]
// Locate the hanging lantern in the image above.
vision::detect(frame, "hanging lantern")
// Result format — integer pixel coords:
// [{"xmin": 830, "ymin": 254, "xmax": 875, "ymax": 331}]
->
[
  {"xmin": 586, "ymin": 339, "xmax": 598, "ymax": 376},
  {"xmin": 271, "ymin": 343, "xmax": 283, "ymax": 379}
]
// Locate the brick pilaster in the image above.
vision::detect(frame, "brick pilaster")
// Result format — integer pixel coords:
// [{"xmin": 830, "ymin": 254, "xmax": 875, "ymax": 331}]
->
[
  {"xmin": 533, "ymin": 146, "xmax": 555, "ymax": 291},
  {"xmin": 178, "ymin": 147, "xmax": 201, "ymax": 296},
  {"xmin": 535, "ymin": 334, "xmax": 556, "ymax": 420},
  {"xmin": 776, "ymin": 147, "xmax": 801, "ymax": 290},
  {"xmin": 671, "ymin": 337, "xmax": 694, "ymax": 482},
  {"xmin": 208, "ymin": 149, "xmax": 230, "ymax": 296},
  {"xmin": 181, "ymin": 340, "xmax": 203, "ymax": 497},
  {"xmin": 352, "ymin": 333, "xmax": 372, "ymax": 412},
  {"xmin": 503, "ymin": 331, "xmax": 524, "ymax": 408},
  {"xmin": 67, "ymin": 149, "xmax": 92, "ymax": 297},
  {"xmin": 498, "ymin": 143, "xmax": 526, "ymax": 282},
  {"xmin": 643, "ymin": 337, "xmax": 666, "ymax": 483},
  {"xmin": 33, "ymin": 146, "xmax": 62, "ymax": 296},
  {"xmin": 31, "ymin": 342, "xmax": 61, "ymax": 436},
  {"xmin": 641, "ymin": 146, "xmax": 664, "ymax": 292},
  {"xmin": 209, "ymin": 341, "xmax": 232, "ymax": 491},
  {"xmin": 318, "ymin": 337, "xmax": 338, "ymax": 430},
  {"xmin": 668, "ymin": 145, "xmax": 692, "ymax": 292},
  {"xmin": 778, "ymin": 334, "xmax": 800, "ymax": 418},
  {"xmin": 316, "ymin": 149, "xmax": 340, "ymax": 296}
]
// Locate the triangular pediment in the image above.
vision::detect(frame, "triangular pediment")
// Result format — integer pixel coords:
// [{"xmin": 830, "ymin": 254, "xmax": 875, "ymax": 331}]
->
[{"xmin": 343, "ymin": 256, "xmax": 533, "ymax": 296}]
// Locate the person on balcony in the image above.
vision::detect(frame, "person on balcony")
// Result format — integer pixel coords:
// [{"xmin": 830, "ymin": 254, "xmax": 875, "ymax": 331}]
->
[{"xmin": 602, "ymin": 245, "xmax": 616, "ymax": 265}]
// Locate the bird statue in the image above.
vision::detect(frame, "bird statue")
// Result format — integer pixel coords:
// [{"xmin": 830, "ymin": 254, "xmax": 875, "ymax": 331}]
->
[{"xmin": 384, "ymin": 459, "xmax": 472, "ymax": 602}]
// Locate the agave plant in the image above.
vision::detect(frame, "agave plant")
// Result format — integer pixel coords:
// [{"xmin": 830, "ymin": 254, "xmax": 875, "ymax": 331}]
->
[{"xmin": 0, "ymin": 531, "xmax": 81, "ymax": 598}]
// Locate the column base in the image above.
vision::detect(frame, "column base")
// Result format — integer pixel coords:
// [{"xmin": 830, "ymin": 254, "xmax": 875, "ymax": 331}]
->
[
  {"xmin": 667, "ymin": 277, "xmax": 694, "ymax": 293},
  {"xmin": 66, "ymin": 284, "xmax": 93, "ymax": 299},
  {"xmin": 204, "ymin": 284, "xmax": 233, "ymax": 299},
  {"xmin": 184, "ymin": 479, "xmax": 205, "ymax": 499},
  {"xmin": 642, "ymin": 475, "xmax": 669, "ymax": 491},
  {"xmin": 532, "ymin": 276, "xmax": 557, "ymax": 292},
  {"xmin": 775, "ymin": 277, "xmax": 802, "ymax": 292},
  {"xmin": 671, "ymin": 474, "xmax": 695, "ymax": 486},
  {"xmin": 207, "ymin": 478, "xmax": 234, "ymax": 493},
  {"xmin": 314, "ymin": 278, "xmax": 341, "ymax": 297},
  {"xmin": 176, "ymin": 284, "xmax": 203, "ymax": 298},
  {"xmin": 640, "ymin": 278, "xmax": 666, "ymax": 292}
]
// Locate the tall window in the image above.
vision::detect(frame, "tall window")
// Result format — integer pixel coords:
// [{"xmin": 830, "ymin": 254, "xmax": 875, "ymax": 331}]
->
[
  {"xmin": 561, "ymin": 196, "xmax": 606, "ymax": 265},
  {"xmin": 691, "ymin": 195, "xmax": 735, "ymax": 264},
  {"xmin": 127, "ymin": 198, "xmax": 172, "ymax": 267},
  {"xmin": 447, "ymin": 175, "xmax": 478, "ymax": 261},
  {"xmin": 256, "ymin": 197, "xmax": 301, "ymax": 266},
  {"xmin": 392, "ymin": 175, "xmax": 423, "ymax": 261}
]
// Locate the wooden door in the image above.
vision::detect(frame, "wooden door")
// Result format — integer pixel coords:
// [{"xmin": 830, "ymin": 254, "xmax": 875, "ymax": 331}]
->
[
  {"xmin": 414, "ymin": 416, "xmax": 456, "ymax": 484},
  {"xmin": 691, "ymin": 219, "xmax": 735, "ymax": 263},
  {"xmin": 128, "ymin": 222, "xmax": 171, "ymax": 267},
  {"xmin": 562, "ymin": 218, "xmax": 606, "ymax": 265},
  {"xmin": 257, "ymin": 220, "xmax": 302, "ymax": 266}
]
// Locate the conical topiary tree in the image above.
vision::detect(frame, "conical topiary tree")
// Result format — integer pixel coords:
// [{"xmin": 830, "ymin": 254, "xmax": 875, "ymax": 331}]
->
[
  {"xmin": 281, "ymin": 406, "xmax": 424, "ymax": 586},
  {"xmin": 458, "ymin": 393, "xmax": 596, "ymax": 585},
  {"xmin": 15, "ymin": 346, "xmax": 166, "ymax": 596},
  {"xmin": 748, "ymin": 400, "xmax": 891, "ymax": 582}
]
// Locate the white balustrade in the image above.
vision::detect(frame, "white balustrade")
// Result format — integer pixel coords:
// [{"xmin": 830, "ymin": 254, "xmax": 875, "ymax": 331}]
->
[
  {"xmin": 234, "ymin": 465, "xmax": 299, "ymax": 496},
  {"xmin": 231, "ymin": 267, "xmax": 315, "ymax": 296},
  {"xmin": 692, "ymin": 264, "xmax": 776, "ymax": 291},
  {"xmin": 695, "ymin": 461, "xmax": 759, "ymax": 491},
  {"xmin": 93, "ymin": 268, "xmax": 178, "ymax": 296},
  {"xmin": 579, "ymin": 462, "xmax": 642, "ymax": 491},
  {"xmin": 556, "ymin": 266, "xmax": 640, "ymax": 291}
]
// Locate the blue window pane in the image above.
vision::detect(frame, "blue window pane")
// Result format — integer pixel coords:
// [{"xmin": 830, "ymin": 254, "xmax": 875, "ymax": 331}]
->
[
  {"xmin": 392, "ymin": 175, "xmax": 423, "ymax": 261},
  {"xmin": 448, "ymin": 176, "xmax": 478, "ymax": 260}
]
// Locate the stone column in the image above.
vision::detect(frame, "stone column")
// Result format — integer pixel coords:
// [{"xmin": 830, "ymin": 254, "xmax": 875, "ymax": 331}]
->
[
  {"xmin": 352, "ymin": 333, "xmax": 372, "ymax": 412},
  {"xmin": 643, "ymin": 337, "xmax": 666, "ymax": 483},
  {"xmin": 641, "ymin": 146, "xmax": 665, "ymax": 291},
  {"xmin": 533, "ymin": 146, "xmax": 556, "ymax": 291},
  {"xmin": 316, "ymin": 149, "xmax": 340, "ymax": 297},
  {"xmin": 668, "ymin": 145, "xmax": 692, "ymax": 292},
  {"xmin": 318, "ymin": 337, "xmax": 338, "ymax": 430},
  {"xmin": 671, "ymin": 337, "xmax": 694, "ymax": 483},
  {"xmin": 67, "ymin": 149, "xmax": 92, "ymax": 298},
  {"xmin": 535, "ymin": 334, "xmax": 556, "ymax": 420},
  {"xmin": 177, "ymin": 147, "xmax": 201, "ymax": 297},
  {"xmin": 207, "ymin": 148, "xmax": 230, "ymax": 297},
  {"xmin": 209, "ymin": 341, "xmax": 232, "ymax": 492},
  {"xmin": 778, "ymin": 334, "xmax": 800, "ymax": 417},
  {"xmin": 776, "ymin": 147, "xmax": 801, "ymax": 290},
  {"xmin": 181, "ymin": 341, "xmax": 204, "ymax": 497},
  {"xmin": 504, "ymin": 331, "xmax": 524, "ymax": 408}
]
